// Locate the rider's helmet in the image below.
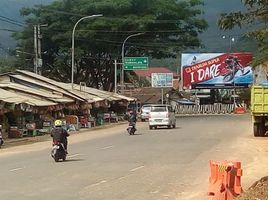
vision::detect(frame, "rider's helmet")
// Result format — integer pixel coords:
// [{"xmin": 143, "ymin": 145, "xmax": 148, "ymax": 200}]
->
[
  {"xmin": 54, "ymin": 120, "xmax": 62, "ymax": 127},
  {"xmin": 225, "ymin": 56, "xmax": 234, "ymax": 64},
  {"xmin": 0, "ymin": 125, "xmax": 2, "ymax": 129}
]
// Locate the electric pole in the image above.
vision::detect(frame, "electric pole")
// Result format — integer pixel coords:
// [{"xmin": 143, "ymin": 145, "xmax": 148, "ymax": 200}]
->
[
  {"xmin": 33, "ymin": 25, "xmax": 38, "ymax": 74},
  {"xmin": 37, "ymin": 24, "xmax": 43, "ymax": 75},
  {"xmin": 33, "ymin": 24, "xmax": 47, "ymax": 75}
]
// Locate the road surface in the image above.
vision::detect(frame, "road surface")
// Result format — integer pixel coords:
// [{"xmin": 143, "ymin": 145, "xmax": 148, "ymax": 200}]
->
[{"xmin": 0, "ymin": 114, "xmax": 267, "ymax": 200}]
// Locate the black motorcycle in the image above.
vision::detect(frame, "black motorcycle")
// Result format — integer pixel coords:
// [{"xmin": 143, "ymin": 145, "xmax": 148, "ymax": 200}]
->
[
  {"xmin": 51, "ymin": 141, "xmax": 67, "ymax": 162},
  {"xmin": 127, "ymin": 122, "xmax": 136, "ymax": 135},
  {"xmin": 0, "ymin": 138, "xmax": 3, "ymax": 148}
]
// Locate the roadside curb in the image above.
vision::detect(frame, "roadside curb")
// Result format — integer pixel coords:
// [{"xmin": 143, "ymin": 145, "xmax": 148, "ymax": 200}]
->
[{"xmin": 2, "ymin": 121, "xmax": 128, "ymax": 148}]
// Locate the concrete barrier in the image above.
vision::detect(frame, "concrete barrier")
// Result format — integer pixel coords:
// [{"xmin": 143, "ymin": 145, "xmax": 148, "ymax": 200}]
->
[{"xmin": 176, "ymin": 103, "xmax": 238, "ymax": 115}]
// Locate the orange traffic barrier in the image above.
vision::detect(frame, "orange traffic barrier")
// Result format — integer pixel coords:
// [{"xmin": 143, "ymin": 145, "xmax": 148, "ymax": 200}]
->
[
  {"xmin": 234, "ymin": 107, "xmax": 246, "ymax": 114},
  {"xmin": 234, "ymin": 104, "xmax": 246, "ymax": 114},
  {"xmin": 208, "ymin": 160, "xmax": 243, "ymax": 200}
]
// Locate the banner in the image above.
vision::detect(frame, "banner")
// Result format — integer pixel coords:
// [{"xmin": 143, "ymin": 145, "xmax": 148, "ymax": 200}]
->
[{"xmin": 181, "ymin": 53, "xmax": 253, "ymax": 89}]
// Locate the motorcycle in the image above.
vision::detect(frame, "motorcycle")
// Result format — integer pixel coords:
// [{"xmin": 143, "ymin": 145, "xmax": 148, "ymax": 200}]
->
[
  {"xmin": 51, "ymin": 141, "xmax": 67, "ymax": 162},
  {"xmin": 0, "ymin": 130, "xmax": 3, "ymax": 148},
  {"xmin": 222, "ymin": 56, "xmax": 249, "ymax": 82},
  {"xmin": 0, "ymin": 138, "xmax": 3, "ymax": 149},
  {"xmin": 127, "ymin": 122, "xmax": 136, "ymax": 135}
]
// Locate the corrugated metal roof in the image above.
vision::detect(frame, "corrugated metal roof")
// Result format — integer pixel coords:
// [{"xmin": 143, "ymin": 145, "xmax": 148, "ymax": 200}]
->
[
  {"xmin": 16, "ymin": 70, "xmax": 135, "ymax": 102},
  {"xmin": 112, "ymin": 93, "xmax": 136, "ymax": 101},
  {"xmin": 9, "ymin": 74, "xmax": 85, "ymax": 102},
  {"xmin": 0, "ymin": 83, "xmax": 73, "ymax": 103},
  {"xmin": 0, "ymin": 88, "xmax": 57, "ymax": 106},
  {"xmin": 16, "ymin": 70, "xmax": 105, "ymax": 102},
  {"xmin": 134, "ymin": 67, "xmax": 175, "ymax": 77},
  {"xmin": 0, "ymin": 70, "xmax": 135, "ymax": 103},
  {"xmin": 63, "ymin": 83, "xmax": 133, "ymax": 102}
]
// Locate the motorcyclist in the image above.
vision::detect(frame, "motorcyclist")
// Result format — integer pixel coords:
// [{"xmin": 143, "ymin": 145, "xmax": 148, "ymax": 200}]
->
[
  {"xmin": 0, "ymin": 125, "xmax": 4, "ymax": 147},
  {"xmin": 225, "ymin": 55, "xmax": 244, "ymax": 74},
  {"xmin": 51, "ymin": 120, "xmax": 69, "ymax": 154},
  {"xmin": 128, "ymin": 110, "xmax": 137, "ymax": 131}
]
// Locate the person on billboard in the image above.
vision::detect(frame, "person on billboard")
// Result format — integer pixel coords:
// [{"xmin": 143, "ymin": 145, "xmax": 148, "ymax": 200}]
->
[
  {"xmin": 223, "ymin": 55, "xmax": 246, "ymax": 82},
  {"xmin": 191, "ymin": 56, "xmax": 197, "ymax": 65}
]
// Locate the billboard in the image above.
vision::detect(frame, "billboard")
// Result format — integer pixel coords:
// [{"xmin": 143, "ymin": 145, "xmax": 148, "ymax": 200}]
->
[
  {"xmin": 181, "ymin": 53, "xmax": 253, "ymax": 89},
  {"xmin": 151, "ymin": 73, "xmax": 173, "ymax": 88}
]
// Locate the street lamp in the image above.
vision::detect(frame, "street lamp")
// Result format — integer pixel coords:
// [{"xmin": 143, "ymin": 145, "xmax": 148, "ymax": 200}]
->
[
  {"xmin": 121, "ymin": 32, "xmax": 145, "ymax": 85},
  {"xmin": 222, "ymin": 35, "xmax": 235, "ymax": 52},
  {"xmin": 71, "ymin": 14, "xmax": 103, "ymax": 89},
  {"xmin": 222, "ymin": 35, "xmax": 236, "ymax": 105}
]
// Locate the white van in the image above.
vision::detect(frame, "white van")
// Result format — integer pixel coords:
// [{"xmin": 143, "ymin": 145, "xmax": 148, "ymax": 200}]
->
[
  {"xmin": 140, "ymin": 104, "xmax": 152, "ymax": 122},
  {"xmin": 148, "ymin": 104, "xmax": 176, "ymax": 129}
]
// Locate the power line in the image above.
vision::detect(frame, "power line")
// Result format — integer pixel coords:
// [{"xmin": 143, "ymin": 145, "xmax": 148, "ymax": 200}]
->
[
  {"xmin": 0, "ymin": 17, "xmax": 24, "ymax": 27},
  {"xmin": 0, "ymin": 15, "xmax": 25, "ymax": 25},
  {"xmin": 0, "ymin": 28, "xmax": 18, "ymax": 32},
  {"xmin": 76, "ymin": 38, "xmax": 186, "ymax": 49}
]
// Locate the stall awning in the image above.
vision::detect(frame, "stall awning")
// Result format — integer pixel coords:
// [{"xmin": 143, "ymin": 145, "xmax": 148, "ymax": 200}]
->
[{"xmin": 0, "ymin": 88, "xmax": 57, "ymax": 106}]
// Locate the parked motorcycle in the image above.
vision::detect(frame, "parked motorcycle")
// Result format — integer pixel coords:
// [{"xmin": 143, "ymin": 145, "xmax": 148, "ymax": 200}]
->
[
  {"xmin": 51, "ymin": 141, "xmax": 67, "ymax": 162},
  {"xmin": 127, "ymin": 123, "xmax": 136, "ymax": 135}
]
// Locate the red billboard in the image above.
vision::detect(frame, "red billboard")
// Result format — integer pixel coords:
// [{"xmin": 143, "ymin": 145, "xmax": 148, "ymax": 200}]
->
[{"xmin": 181, "ymin": 53, "xmax": 253, "ymax": 89}]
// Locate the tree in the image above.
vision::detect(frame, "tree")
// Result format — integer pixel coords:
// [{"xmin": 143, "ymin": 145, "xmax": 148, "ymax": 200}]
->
[
  {"xmin": 218, "ymin": 0, "xmax": 268, "ymax": 66},
  {"xmin": 0, "ymin": 56, "xmax": 16, "ymax": 73},
  {"xmin": 13, "ymin": 0, "xmax": 207, "ymax": 90}
]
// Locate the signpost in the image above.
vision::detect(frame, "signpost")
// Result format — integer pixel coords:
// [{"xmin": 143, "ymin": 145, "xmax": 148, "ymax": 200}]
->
[
  {"xmin": 123, "ymin": 57, "xmax": 149, "ymax": 70},
  {"xmin": 151, "ymin": 73, "xmax": 174, "ymax": 104},
  {"xmin": 151, "ymin": 73, "xmax": 173, "ymax": 88}
]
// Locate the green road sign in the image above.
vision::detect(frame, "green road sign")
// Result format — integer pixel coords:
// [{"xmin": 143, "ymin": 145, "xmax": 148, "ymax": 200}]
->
[{"xmin": 123, "ymin": 57, "xmax": 149, "ymax": 70}]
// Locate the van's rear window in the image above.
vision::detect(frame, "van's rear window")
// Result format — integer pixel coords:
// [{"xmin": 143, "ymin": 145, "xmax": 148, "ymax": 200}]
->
[
  {"xmin": 142, "ymin": 106, "xmax": 151, "ymax": 111},
  {"xmin": 151, "ymin": 107, "xmax": 166, "ymax": 112}
]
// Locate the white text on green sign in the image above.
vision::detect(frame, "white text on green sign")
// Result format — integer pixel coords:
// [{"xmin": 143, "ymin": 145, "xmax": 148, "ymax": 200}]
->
[{"xmin": 123, "ymin": 57, "xmax": 149, "ymax": 70}]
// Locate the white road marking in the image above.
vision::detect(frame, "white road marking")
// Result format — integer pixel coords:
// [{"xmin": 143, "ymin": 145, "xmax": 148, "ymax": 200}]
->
[
  {"xmin": 130, "ymin": 165, "xmax": 145, "ymax": 172},
  {"xmin": 117, "ymin": 174, "xmax": 133, "ymax": 180},
  {"xmin": 88, "ymin": 180, "xmax": 107, "ymax": 187},
  {"xmin": 68, "ymin": 153, "xmax": 83, "ymax": 158},
  {"xmin": 100, "ymin": 145, "xmax": 114, "ymax": 150},
  {"xmin": 10, "ymin": 167, "xmax": 23, "ymax": 172}
]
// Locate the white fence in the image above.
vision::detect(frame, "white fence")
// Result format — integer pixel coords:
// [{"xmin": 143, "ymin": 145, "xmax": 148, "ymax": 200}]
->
[{"xmin": 175, "ymin": 103, "xmax": 236, "ymax": 114}]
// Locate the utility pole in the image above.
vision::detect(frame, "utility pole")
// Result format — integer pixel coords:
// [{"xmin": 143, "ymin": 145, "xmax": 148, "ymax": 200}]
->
[
  {"xmin": 33, "ymin": 25, "xmax": 38, "ymax": 74},
  {"xmin": 37, "ymin": 24, "xmax": 43, "ymax": 75},
  {"xmin": 114, "ymin": 59, "xmax": 118, "ymax": 93},
  {"xmin": 33, "ymin": 24, "xmax": 47, "ymax": 74}
]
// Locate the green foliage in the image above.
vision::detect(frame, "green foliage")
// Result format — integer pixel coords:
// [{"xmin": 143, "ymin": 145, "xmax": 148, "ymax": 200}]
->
[
  {"xmin": 13, "ymin": 0, "xmax": 207, "ymax": 90},
  {"xmin": 218, "ymin": 0, "xmax": 268, "ymax": 66},
  {"xmin": 0, "ymin": 56, "xmax": 16, "ymax": 73},
  {"xmin": 127, "ymin": 72, "xmax": 151, "ymax": 87}
]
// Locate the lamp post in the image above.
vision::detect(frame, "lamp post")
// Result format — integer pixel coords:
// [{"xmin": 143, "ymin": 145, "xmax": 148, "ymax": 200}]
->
[
  {"xmin": 71, "ymin": 14, "xmax": 103, "ymax": 89},
  {"xmin": 223, "ymin": 35, "xmax": 236, "ymax": 105},
  {"xmin": 222, "ymin": 35, "xmax": 235, "ymax": 52},
  {"xmin": 121, "ymin": 32, "xmax": 145, "ymax": 85}
]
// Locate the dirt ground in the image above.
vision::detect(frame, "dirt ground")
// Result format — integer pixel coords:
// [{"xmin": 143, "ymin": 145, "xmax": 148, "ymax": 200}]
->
[
  {"xmin": 236, "ymin": 176, "xmax": 268, "ymax": 200},
  {"xmin": 234, "ymin": 135, "xmax": 268, "ymax": 200}
]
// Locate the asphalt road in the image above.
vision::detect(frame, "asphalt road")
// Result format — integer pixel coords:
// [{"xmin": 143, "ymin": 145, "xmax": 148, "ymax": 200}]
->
[{"xmin": 0, "ymin": 114, "xmax": 255, "ymax": 200}]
